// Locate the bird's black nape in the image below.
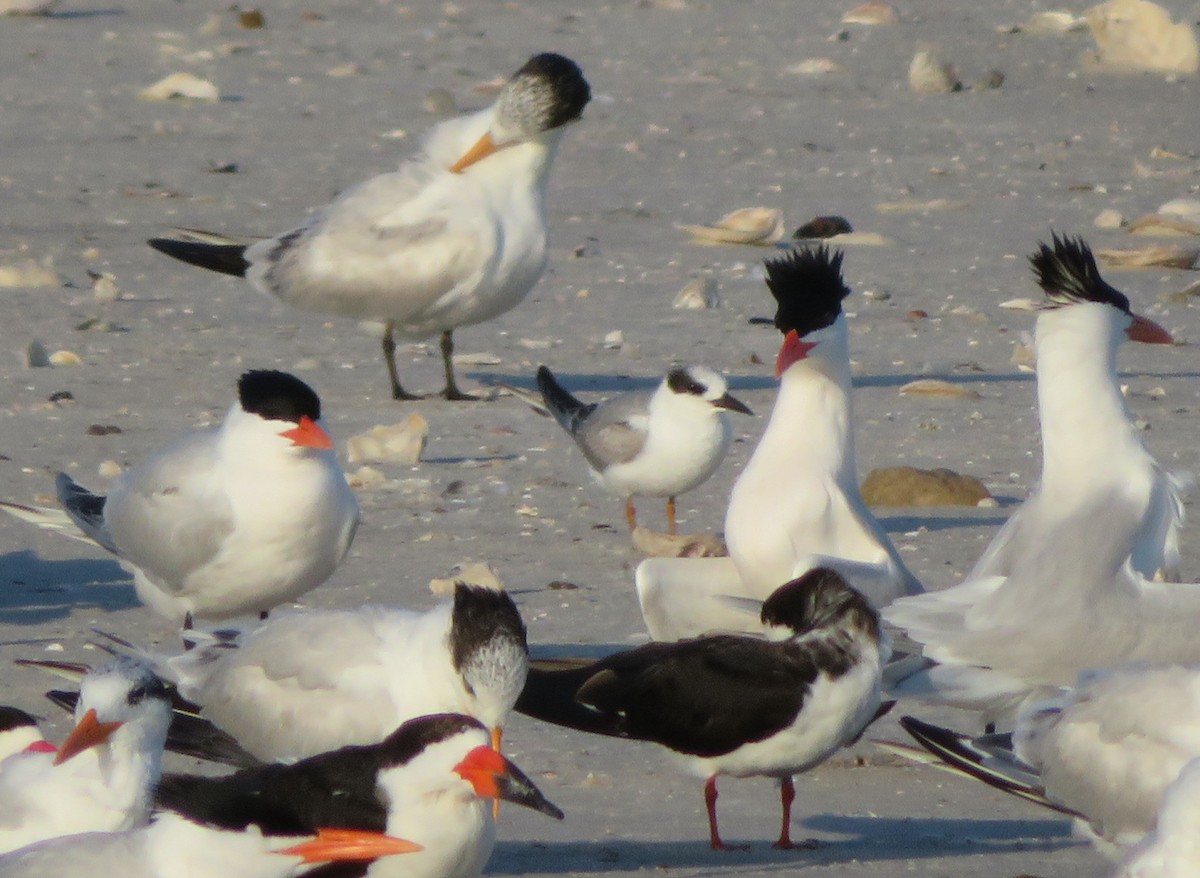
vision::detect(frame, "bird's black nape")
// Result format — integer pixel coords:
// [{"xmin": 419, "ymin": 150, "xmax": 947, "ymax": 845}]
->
[
  {"xmin": 375, "ymin": 713, "xmax": 488, "ymax": 769},
  {"xmin": 0, "ymin": 705, "xmax": 38, "ymax": 734},
  {"xmin": 1029, "ymin": 233, "xmax": 1131, "ymax": 313},
  {"xmin": 763, "ymin": 246, "xmax": 851, "ymax": 338},
  {"xmin": 237, "ymin": 370, "xmax": 321, "ymax": 424},
  {"xmin": 761, "ymin": 568, "xmax": 880, "ymax": 641},
  {"xmin": 512, "ymin": 53, "xmax": 591, "ymax": 129}
]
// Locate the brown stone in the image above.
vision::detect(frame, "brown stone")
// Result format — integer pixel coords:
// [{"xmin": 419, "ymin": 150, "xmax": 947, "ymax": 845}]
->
[{"xmin": 861, "ymin": 466, "xmax": 992, "ymax": 507}]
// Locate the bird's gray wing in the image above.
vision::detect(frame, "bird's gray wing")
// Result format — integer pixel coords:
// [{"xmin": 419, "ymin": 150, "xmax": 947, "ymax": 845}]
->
[
  {"xmin": 102, "ymin": 431, "xmax": 235, "ymax": 593},
  {"xmin": 572, "ymin": 391, "xmax": 653, "ymax": 470}
]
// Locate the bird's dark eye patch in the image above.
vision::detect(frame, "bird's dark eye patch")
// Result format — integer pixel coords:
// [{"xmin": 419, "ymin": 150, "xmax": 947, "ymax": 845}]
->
[{"xmin": 666, "ymin": 369, "xmax": 706, "ymax": 396}]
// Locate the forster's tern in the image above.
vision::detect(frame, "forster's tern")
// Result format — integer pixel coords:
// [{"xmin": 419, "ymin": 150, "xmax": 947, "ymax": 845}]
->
[
  {"xmin": 535, "ymin": 364, "xmax": 752, "ymax": 533},
  {"xmin": 885, "ymin": 235, "xmax": 1182, "ymax": 722},
  {"xmin": 518, "ymin": 569, "xmax": 888, "ymax": 850},
  {"xmin": 149, "ymin": 53, "xmax": 590, "ymax": 401},
  {"xmin": 11, "ymin": 370, "xmax": 360, "ymax": 627}
]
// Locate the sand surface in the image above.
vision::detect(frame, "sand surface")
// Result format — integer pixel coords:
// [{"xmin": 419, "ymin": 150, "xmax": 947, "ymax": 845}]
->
[{"xmin": 2, "ymin": 1, "xmax": 1199, "ymax": 875}]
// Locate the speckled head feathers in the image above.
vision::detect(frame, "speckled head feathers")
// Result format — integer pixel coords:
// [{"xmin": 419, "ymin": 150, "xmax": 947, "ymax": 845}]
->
[
  {"xmin": 761, "ymin": 567, "xmax": 880, "ymax": 641},
  {"xmin": 763, "ymin": 246, "xmax": 851, "ymax": 338},
  {"xmin": 237, "ymin": 370, "xmax": 322, "ymax": 424},
  {"xmin": 1029, "ymin": 233, "xmax": 1131, "ymax": 313},
  {"xmin": 500, "ymin": 53, "xmax": 591, "ymax": 134}
]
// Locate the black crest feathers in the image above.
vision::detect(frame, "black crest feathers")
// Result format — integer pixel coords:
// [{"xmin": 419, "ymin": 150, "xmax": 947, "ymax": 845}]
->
[
  {"xmin": 236, "ymin": 371, "xmax": 321, "ymax": 424},
  {"xmin": 763, "ymin": 246, "xmax": 851, "ymax": 337},
  {"xmin": 1029, "ymin": 233, "xmax": 1131, "ymax": 313}
]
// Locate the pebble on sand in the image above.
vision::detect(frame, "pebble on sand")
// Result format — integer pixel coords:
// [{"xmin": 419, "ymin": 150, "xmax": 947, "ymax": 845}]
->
[{"xmin": 861, "ymin": 466, "xmax": 993, "ymax": 507}]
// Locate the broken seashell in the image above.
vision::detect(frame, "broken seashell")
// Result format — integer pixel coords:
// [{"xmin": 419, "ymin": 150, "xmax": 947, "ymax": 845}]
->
[
  {"xmin": 787, "ymin": 58, "xmax": 845, "ymax": 76},
  {"xmin": 631, "ymin": 527, "xmax": 729, "ymax": 558},
  {"xmin": 1125, "ymin": 214, "xmax": 1200, "ymax": 237},
  {"xmin": 49, "ymin": 350, "xmax": 81, "ymax": 366},
  {"xmin": 1025, "ymin": 10, "xmax": 1088, "ymax": 33},
  {"xmin": 899, "ymin": 379, "xmax": 981, "ymax": 398},
  {"xmin": 603, "ymin": 329, "xmax": 625, "ymax": 349},
  {"xmin": 842, "ymin": 2, "xmax": 897, "ymax": 25},
  {"xmin": 1094, "ymin": 209, "xmax": 1125, "ymax": 229},
  {"xmin": 0, "ymin": 258, "xmax": 58, "ymax": 288},
  {"xmin": 673, "ymin": 277, "xmax": 720, "ymax": 310},
  {"xmin": 679, "ymin": 207, "xmax": 786, "ymax": 246},
  {"xmin": 908, "ymin": 49, "xmax": 963, "ymax": 94},
  {"xmin": 1158, "ymin": 198, "xmax": 1200, "ymax": 222},
  {"xmin": 346, "ymin": 465, "xmax": 386, "ymax": 488},
  {"xmin": 1095, "ymin": 244, "xmax": 1200, "ymax": 269},
  {"xmin": 1084, "ymin": 0, "xmax": 1199, "ymax": 74},
  {"xmin": 430, "ymin": 561, "xmax": 505, "ymax": 596},
  {"xmin": 98, "ymin": 460, "xmax": 123, "ymax": 479},
  {"xmin": 88, "ymin": 270, "xmax": 120, "ymax": 302},
  {"xmin": 345, "ymin": 414, "xmax": 429, "ymax": 466},
  {"xmin": 139, "ymin": 72, "xmax": 220, "ymax": 102}
]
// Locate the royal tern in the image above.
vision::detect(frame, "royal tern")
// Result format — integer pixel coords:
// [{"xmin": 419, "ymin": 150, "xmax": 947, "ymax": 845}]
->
[
  {"xmin": 535, "ymin": 364, "xmax": 752, "ymax": 533},
  {"xmin": 0, "ymin": 810, "xmax": 421, "ymax": 878},
  {"xmin": 153, "ymin": 582, "xmax": 527, "ymax": 763},
  {"xmin": 149, "ymin": 53, "xmax": 590, "ymax": 401},
  {"xmin": 517, "ymin": 568, "xmax": 888, "ymax": 850},
  {"xmin": 155, "ymin": 713, "xmax": 562, "ymax": 878},
  {"xmin": 0, "ymin": 657, "xmax": 171, "ymax": 853},
  {"xmin": 32, "ymin": 370, "xmax": 359, "ymax": 627},
  {"xmin": 635, "ymin": 247, "xmax": 922, "ymax": 641},
  {"xmin": 1114, "ymin": 757, "xmax": 1200, "ymax": 878},
  {"xmin": 894, "ymin": 662, "xmax": 1200, "ymax": 857},
  {"xmin": 884, "ymin": 235, "xmax": 1182, "ymax": 721}
]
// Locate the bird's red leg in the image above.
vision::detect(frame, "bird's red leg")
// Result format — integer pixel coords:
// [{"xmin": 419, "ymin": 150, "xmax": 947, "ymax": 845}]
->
[
  {"xmin": 625, "ymin": 497, "xmax": 637, "ymax": 531},
  {"xmin": 772, "ymin": 776, "xmax": 796, "ymax": 850},
  {"xmin": 666, "ymin": 496, "xmax": 677, "ymax": 535},
  {"xmin": 705, "ymin": 777, "xmax": 748, "ymax": 852}
]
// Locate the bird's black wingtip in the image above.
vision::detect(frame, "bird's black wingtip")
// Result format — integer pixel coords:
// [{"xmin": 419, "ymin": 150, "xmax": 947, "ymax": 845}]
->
[{"xmin": 149, "ymin": 235, "xmax": 251, "ymax": 279}]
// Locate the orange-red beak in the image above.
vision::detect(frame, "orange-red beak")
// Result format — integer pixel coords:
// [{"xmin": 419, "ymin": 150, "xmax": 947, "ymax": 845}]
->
[
  {"xmin": 1126, "ymin": 313, "xmax": 1173, "ymax": 345},
  {"xmin": 54, "ymin": 708, "xmax": 123, "ymax": 765},
  {"xmin": 453, "ymin": 745, "xmax": 564, "ymax": 819},
  {"xmin": 280, "ymin": 416, "xmax": 334, "ymax": 450},
  {"xmin": 279, "ymin": 828, "xmax": 422, "ymax": 864},
  {"xmin": 775, "ymin": 329, "xmax": 819, "ymax": 378},
  {"xmin": 449, "ymin": 132, "xmax": 500, "ymax": 174}
]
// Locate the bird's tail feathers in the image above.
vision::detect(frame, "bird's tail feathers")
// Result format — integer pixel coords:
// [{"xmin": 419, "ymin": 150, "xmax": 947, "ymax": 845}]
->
[
  {"xmin": 148, "ymin": 228, "xmax": 253, "ymax": 278},
  {"xmin": 535, "ymin": 366, "xmax": 595, "ymax": 435}
]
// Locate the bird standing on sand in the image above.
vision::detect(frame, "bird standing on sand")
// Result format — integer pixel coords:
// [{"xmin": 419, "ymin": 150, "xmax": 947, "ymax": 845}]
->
[
  {"xmin": 149, "ymin": 53, "xmax": 591, "ymax": 401},
  {"xmin": 536, "ymin": 364, "xmax": 752, "ymax": 533},
  {"xmin": 885, "ymin": 234, "xmax": 1182, "ymax": 723},
  {"xmin": 517, "ymin": 568, "xmax": 888, "ymax": 851}
]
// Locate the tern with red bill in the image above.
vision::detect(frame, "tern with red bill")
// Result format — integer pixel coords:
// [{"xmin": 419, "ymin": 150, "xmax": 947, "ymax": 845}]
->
[
  {"xmin": 154, "ymin": 713, "xmax": 562, "ymax": 878},
  {"xmin": 7, "ymin": 370, "xmax": 360, "ymax": 626},
  {"xmin": 886, "ymin": 234, "xmax": 1185, "ymax": 723},
  {"xmin": 148, "ymin": 53, "xmax": 590, "ymax": 401},
  {"xmin": 535, "ymin": 364, "xmax": 752, "ymax": 533},
  {"xmin": 0, "ymin": 658, "xmax": 171, "ymax": 854},
  {"xmin": 0, "ymin": 708, "xmax": 52, "ymax": 765},
  {"xmin": 636, "ymin": 247, "xmax": 922, "ymax": 641}
]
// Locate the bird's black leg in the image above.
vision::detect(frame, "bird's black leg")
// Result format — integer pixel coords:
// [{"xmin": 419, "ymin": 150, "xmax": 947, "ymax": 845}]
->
[
  {"xmin": 383, "ymin": 320, "xmax": 422, "ymax": 401},
  {"xmin": 439, "ymin": 330, "xmax": 480, "ymax": 401}
]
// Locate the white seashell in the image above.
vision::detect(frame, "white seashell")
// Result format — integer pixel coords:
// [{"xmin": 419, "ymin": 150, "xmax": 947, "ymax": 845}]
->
[
  {"xmin": 430, "ymin": 561, "xmax": 505, "ymax": 596},
  {"xmin": 1025, "ymin": 11, "xmax": 1087, "ymax": 33},
  {"xmin": 899, "ymin": 379, "xmax": 981, "ymax": 399},
  {"xmin": 909, "ymin": 50, "xmax": 962, "ymax": 94},
  {"xmin": 842, "ymin": 2, "xmax": 898, "ymax": 25},
  {"xmin": 1158, "ymin": 199, "xmax": 1200, "ymax": 223},
  {"xmin": 49, "ymin": 350, "xmax": 81, "ymax": 366},
  {"xmin": 0, "ymin": 258, "xmax": 58, "ymax": 288},
  {"xmin": 1094, "ymin": 209, "xmax": 1125, "ymax": 229},
  {"xmin": 98, "ymin": 460, "xmax": 123, "ymax": 479},
  {"xmin": 89, "ymin": 270, "xmax": 121, "ymax": 303},
  {"xmin": 345, "ymin": 414, "xmax": 429, "ymax": 466},
  {"xmin": 139, "ymin": 72, "xmax": 220, "ymax": 102},
  {"xmin": 603, "ymin": 330, "xmax": 625, "ymax": 350},
  {"xmin": 1084, "ymin": 0, "xmax": 1199, "ymax": 74},
  {"xmin": 999, "ymin": 297, "xmax": 1041, "ymax": 311},
  {"xmin": 1095, "ymin": 244, "xmax": 1199, "ymax": 269},
  {"xmin": 787, "ymin": 58, "xmax": 845, "ymax": 76},
  {"xmin": 679, "ymin": 207, "xmax": 786, "ymax": 246},
  {"xmin": 451, "ymin": 352, "xmax": 501, "ymax": 366},
  {"xmin": 346, "ymin": 465, "xmax": 386, "ymax": 488},
  {"xmin": 673, "ymin": 277, "xmax": 720, "ymax": 310}
]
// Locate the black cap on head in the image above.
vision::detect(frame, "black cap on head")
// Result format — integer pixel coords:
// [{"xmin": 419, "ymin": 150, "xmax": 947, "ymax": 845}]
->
[
  {"xmin": 1029, "ymin": 233, "xmax": 1131, "ymax": 313},
  {"xmin": 512, "ymin": 53, "xmax": 591, "ymax": 130},
  {"xmin": 0, "ymin": 705, "xmax": 38, "ymax": 734},
  {"xmin": 764, "ymin": 246, "xmax": 850, "ymax": 338},
  {"xmin": 761, "ymin": 567, "xmax": 880, "ymax": 640},
  {"xmin": 237, "ymin": 370, "xmax": 321, "ymax": 424}
]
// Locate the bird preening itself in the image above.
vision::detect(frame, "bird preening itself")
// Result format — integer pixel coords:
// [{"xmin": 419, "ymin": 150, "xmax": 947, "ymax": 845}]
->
[
  {"xmin": 149, "ymin": 52, "xmax": 590, "ymax": 401},
  {"xmin": 517, "ymin": 568, "xmax": 889, "ymax": 850}
]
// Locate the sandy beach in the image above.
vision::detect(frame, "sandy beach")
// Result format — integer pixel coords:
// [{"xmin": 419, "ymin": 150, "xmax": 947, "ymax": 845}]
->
[{"xmin": 2, "ymin": 0, "xmax": 1199, "ymax": 875}]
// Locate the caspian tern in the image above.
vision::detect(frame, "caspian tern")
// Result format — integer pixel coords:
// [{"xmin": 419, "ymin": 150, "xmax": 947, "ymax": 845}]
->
[
  {"xmin": 517, "ymin": 568, "xmax": 889, "ymax": 850},
  {"xmin": 884, "ymin": 234, "xmax": 1182, "ymax": 722},
  {"xmin": 635, "ymin": 247, "xmax": 922, "ymax": 641},
  {"xmin": 535, "ymin": 364, "xmax": 752, "ymax": 533},
  {"xmin": 894, "ymin": 662, "xmax": 1200, "ymax": 856},
  {"xmin": 0, "ymin": 707, "xmax": 52, "ymax": 764},
  {"xmin": 148, "ymin": 53, "xmax": 590, "ymax": 401},
  {"xmin": 0, "ymin": 657, "xmax": 171, "ymax": 853},
  {"xmin": 0, "ymin": 810, "xmax": 422, "ymax": 878},
  {"xmin": 152, "ymin": 582, "xmax": 527, "ymax": 763},
  {"xmin": 155, "ymin": 713, "xmax": 563, "ymax": 878},
  {"xmin": 26, "ymin": 370, "xmax": 360, "ymax": 627}
]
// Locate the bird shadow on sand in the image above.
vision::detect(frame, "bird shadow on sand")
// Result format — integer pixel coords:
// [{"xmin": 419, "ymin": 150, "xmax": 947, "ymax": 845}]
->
[
  {"xmin": 0, "ymin": 549, "xmax": 136, "ymax": 625},
  {"xmin": 490, "ymin": 816, "xmax": 1078, "ymax": 873}
]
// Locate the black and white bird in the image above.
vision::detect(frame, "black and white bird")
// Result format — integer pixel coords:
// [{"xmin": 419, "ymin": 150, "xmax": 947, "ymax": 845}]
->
[
  {"xmin": 517, "ymin": 568, "xmax": 889, "ymax": 850},
  {"xmin": 0, "ymin": 810, "xmax": 422, "ymax": 878},
  {"xmin": 0, "ymin": 657, "xmax": 171, "ymax": 853},
  {"xmin": 149, "ymin": 53, "xmax": 590, "ymax": 401},
  {"xmin": 146, "ymin": 582, "xmax": 528, "ymax": 763},
  {"xmin": 893, "ymin": 662, "xmax": 1200, "ymax": 858},
  {"xmin": 636, "ymin": 247, "xmax": 922, "ymax": 641},
  {"xmin": 535, "ymin": 364, "xmax": 752, "ymax": 533},
  {"xmin": 885, "ymin": 234, "xmax": 1183, "ymax": 722},
  {"xmin": 0, "ymin": 707, "xmax": 54, "ymax": 764},
  {"xmin": 152, "ymin": 713, "xmax": 562, "ymax": 878},
  {"xmin": 2, "ymin": 370, "xmax": 360, "ymax": 627}
]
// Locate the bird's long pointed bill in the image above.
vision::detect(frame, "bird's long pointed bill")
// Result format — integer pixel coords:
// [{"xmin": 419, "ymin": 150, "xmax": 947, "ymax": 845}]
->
[
  {"xmin": 712, "ymin": 393, "xmax": 753, "ymax": 416},
  {"xmin": 455, "ymin": 745, "xmax": 565, "ymax": 819},
  {"xmin": 1126, "ymin": 313, "xmax": 1173, "ymax": 345},
  {"xmin": 449, "ymin": 132, "xmax": 499, "ymax": 174},
  {"xmin": 54, "ymin": 708, "xmax": 123, "ymax": 765},
  {"xmin": 280, "ymin": 828, "xmax": 423, "ymax": 864},
  {"xmin": 280, "ymin": 416, "xmax": 334, "ymax": 450},
  {"xmin": 775, "ymin": 330, "xmax": 819, "ymax": 378}
]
